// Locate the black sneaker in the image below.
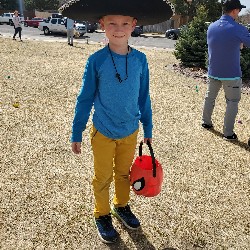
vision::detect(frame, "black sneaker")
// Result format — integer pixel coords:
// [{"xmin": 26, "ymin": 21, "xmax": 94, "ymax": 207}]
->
[
  {"xmin": 202, "ymin": 123, "xmax": 213, "ymax": 129},
  {"xmin": 94, "ymin": 214, "xmax": 118, "ymax": 244},
  {"xmin": 111, "ymin": 205, "xmax": 140, "ymax": 230},
  {"xmin": 223, "ymin": 133, "xmax": 238, "ymax": 141}
]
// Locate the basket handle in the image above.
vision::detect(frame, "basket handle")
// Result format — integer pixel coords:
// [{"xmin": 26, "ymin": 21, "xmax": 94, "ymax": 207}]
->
[{"xmin": 139, "ymin": 141, "xmax": 157, "ymax": 177}]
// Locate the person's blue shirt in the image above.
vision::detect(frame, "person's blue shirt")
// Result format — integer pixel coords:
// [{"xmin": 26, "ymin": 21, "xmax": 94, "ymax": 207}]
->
[
  {"xmin": 207, "ymin": 15, "xmax": 250, "ymax": 79},
  {"xmin": 66, "ymin": 18, "xmax": 74, "ymax": 30},
  {"xmin": 71, "ymin": 46, "xmax": 153, "ymax": 142}
]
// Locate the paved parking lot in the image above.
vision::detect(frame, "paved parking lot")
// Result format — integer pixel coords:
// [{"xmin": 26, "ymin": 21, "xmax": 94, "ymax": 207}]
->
[{"xmin": 0, "ymin": 24, "xmax": 176, "ymax": 49}]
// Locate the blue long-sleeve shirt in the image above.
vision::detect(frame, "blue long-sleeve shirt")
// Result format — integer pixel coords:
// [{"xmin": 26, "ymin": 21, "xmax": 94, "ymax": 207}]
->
[
  {"xmin": 71, "ymin": 46, "xmax": 153, "ymax": 142},
  {"xmin": 207, "ymin": 15, "xmax": 250, "ymax": 79}
]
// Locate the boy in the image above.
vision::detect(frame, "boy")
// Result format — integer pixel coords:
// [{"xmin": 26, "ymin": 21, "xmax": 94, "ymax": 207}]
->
[{"xmin": 71, "ymin": 15, "xmax": 152, "ymax": 243}]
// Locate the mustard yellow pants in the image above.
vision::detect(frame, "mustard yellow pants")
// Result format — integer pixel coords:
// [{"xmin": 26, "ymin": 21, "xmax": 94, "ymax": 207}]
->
[{"xmin": 90, "ymin": 126, "xmax": 138, "ymax": 218}]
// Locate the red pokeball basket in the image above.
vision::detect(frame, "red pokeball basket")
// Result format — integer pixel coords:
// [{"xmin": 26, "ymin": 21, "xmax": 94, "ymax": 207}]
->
[{"xmin": 130, "ymin": 141, "xmax": 163, "ymax": 197}]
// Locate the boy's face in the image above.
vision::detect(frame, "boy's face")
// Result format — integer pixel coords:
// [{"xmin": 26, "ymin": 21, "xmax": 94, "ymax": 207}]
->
[{"xmin": 100, "ymin": 15, "xmax": 137, "ymax": 44}]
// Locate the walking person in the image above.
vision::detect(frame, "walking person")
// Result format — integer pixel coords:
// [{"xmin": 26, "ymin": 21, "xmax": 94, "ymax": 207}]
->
[
  {"xmin": 60, "ymin": 0, "xmax": 173, "ymax": 244},
  {"xmin": 202, "ymin": 0, "xmax": 250, "ymax": 140},
  {"xmin": 65, "ymin": 17, "xmax": 74, "ymax": 46},
  {"xmin": 12, "ymin": 10, "xmax": 22, "ymax": 41}
]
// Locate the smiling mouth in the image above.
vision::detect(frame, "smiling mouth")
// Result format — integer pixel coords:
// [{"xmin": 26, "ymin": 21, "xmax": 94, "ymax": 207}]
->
[{"xmin": 113, "ymin": 35, "xmax": 125, "ymax": 38}]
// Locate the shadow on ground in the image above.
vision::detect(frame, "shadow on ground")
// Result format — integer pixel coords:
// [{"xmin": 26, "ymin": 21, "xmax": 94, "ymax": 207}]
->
[{"xmin": 208, "ymin": 129, "xmax": 250, "ymax": 151}]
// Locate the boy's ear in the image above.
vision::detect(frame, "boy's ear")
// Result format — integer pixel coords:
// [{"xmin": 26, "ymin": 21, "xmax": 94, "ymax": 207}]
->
[
  {"xmin": 132, "ymin": 18, "xmax": 137, "ymax": 28},
  {"xmin": 99, "ymin": 18, "xmax": 105, "ymax": 31}
]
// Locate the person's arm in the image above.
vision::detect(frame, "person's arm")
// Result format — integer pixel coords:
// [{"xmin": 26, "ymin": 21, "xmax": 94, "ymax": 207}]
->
[
  {"xmin": 71, "ymin": 56, "xmax": 98, "ymax": 146},
  {"xmin": 239, "ymin": 26, "xmax": 250, "ymax": 48},
  {"xmin": 12, "ymin": 16, "xmax": 16, "ymax": 28},
  {"xmin": 138, "ymin": 55, "xmax": 153, "ymax": 143}
]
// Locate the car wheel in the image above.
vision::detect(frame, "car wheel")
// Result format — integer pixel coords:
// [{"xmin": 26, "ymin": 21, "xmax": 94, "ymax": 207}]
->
[
  {"xmin": 24, "ymin": 22, "xmax": 28, "ymax": 27},
  {"xmin": 44, "ymin": 27, "xmax": 50, "ymax": 35},
  {"xmin": 168, "ymin": 32, "xmax": 177, "ymax": 40},
  {"xmin": 9, "ymin": 20, "xmax": 14, "ymax": 26}
]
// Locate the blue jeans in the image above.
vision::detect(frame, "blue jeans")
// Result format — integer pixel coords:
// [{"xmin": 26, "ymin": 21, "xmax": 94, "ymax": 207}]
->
[
  {"xmin": 202, "ymin": 78, "xmax": 242, "ymax": 136},
  {"xmin": 13, "ymin": 27, "xmax": 22, "ymax": 39}
]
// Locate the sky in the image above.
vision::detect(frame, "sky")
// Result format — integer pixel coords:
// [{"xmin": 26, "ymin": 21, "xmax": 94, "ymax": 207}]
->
[
  {"xmin": 238, "ymin": 0, "xmax": 250, "ymax": 14},
  {"xmin": 217, "ymin": 0, "xmax": 250, "ymax": 15}
]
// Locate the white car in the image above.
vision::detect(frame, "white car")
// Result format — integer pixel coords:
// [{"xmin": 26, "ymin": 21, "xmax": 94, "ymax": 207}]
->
[
  {"xmin": 75, "ymin": 22, "xmax": 87, "ymax": 36},
  {"xmin": 38, "ymin": 18, "xmax": 67, "ymax": 35},
  {"xmin": 0, "ymin": 12, "xmax": 24, "ymax": 25},
  {"xmin": 38, "ymin": 18, "xmax": 83, "ymax": 38}
]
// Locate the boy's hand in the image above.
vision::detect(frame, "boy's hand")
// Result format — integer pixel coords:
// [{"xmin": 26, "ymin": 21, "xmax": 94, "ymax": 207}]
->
[
  {"xmin": 71, "ymin": 142, "xmax": 81, "ymax": 154},
  {"xmin": 144, "ymin": 138, "xmax": 152, "ymax": 144}
]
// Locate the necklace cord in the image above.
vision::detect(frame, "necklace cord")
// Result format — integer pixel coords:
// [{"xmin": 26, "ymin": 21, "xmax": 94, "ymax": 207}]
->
[{"xmin": 108, "ymin": 44, "xmax": 129, "ymax": 83}]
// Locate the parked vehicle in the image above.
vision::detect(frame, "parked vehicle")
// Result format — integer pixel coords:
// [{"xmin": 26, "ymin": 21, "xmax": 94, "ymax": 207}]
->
[
  {"xmin": 86, "ymin": 21, "xmax": 98, "ymax": 33},
  {"xmin": 51, "ymin": 13, "xmax": 63, "ymax": 19},
  {"xmin": 75, "ymin": 22, "xmax": 87, "ymax": 36},
  {"xmin": 24, "ymin": 17, "xmax": 45, "ymax": 28},
  {"xmin": 38, "ymin": 18, "xmax": 66, "ymax": 35},
  {"xmin": 131, "ymin": 26, "xmax": 143, "ymax": 37},
  {"xmin": 245, "ymin": 24, "xmax": 250, "ymax": 32},
  {"xmin": 0, "ymin": 12, "xmax": 24, "ymax": 25},
  {"xmin": 74, "ymin": 20, "xmax": 97, "ymax": 33},
  {"xmin": 165, "ymin": 25, "xmax": 186, "ymax": 40},
  {"xmin": 38, "ymin": 18, "xmax": 83, "ymax": 37},
  {"xmin": 166, "ymin": 22, "xmax": 210, "ymax": 40}
]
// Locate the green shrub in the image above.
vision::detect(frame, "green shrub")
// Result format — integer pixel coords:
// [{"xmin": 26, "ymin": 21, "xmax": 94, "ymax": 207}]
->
[
  {"xmin": 174, "ymin": 6, "xmax": 208, "ymax": 69},
  {"xmin": 174, "ymin": 6, "xmax": 250, "ymax": 79},
  {"xmin": 241, "ymin": 47, "xmax": 250, "ymax": 79}
]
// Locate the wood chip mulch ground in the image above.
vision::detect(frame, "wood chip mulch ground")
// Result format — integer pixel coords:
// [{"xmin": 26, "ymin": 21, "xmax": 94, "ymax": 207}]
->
[{"xmin": 0, "ymin": 37, "xmax": 249, "ymax": 250}]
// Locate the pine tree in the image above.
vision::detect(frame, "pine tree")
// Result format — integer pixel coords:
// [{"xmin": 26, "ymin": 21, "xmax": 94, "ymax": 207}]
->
[
  {"xmin": 24, "ymin": 0, "xmax": 59, "ymax": 11},
  {"xmin": 174, "ymin": 5, "xmax": 209, "ymax": 68},
  {"xmin": 169, "ymin": 0, "xmax": 221, "ymax": 22},
  {"xmin": 241, "ymin": 47, "xmax": 250, "ymax": 79},
  {"xmin": 0, "ymin": 0, "xmax": 17, "ymax": 9}
]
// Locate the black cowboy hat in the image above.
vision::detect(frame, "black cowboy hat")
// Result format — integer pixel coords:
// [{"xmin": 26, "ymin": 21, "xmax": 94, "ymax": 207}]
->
[{"xmin": 59, "ymin": 0, "xmax": 174, "ymax": 25}]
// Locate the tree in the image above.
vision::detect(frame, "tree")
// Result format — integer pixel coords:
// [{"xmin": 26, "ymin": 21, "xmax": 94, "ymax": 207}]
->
[
  {"xmin": 174, "ymin": 4, "xmax": 250, "ymax": 78},
  {"xmin": 24, "ymin": 0, "xmax": 59, "ymax": 11},
  {"xmin": 170, "ymin": 0, "xmax": 221, "ymax": 22},
  {"xmin": 241, "ymin": 47, "xmax": 250, "ymax": 79},
  {"xmin": 174, "ymin": 5, "xmax": 209, "ymax": 68},
  {"xmin": 0, "ymin": 0, "xmax": 17, "ymax": 9}
]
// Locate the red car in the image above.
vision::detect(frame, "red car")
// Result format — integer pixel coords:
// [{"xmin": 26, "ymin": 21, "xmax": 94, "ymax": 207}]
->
[{"xmin": 24, "ymin": 17, "xmax": 45, "ymax": 28}]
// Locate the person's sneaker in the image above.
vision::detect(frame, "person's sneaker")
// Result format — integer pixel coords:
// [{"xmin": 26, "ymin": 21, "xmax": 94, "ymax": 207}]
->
[
  {"xmin": 223, "ymin": 133, "xmax": 238, "ymax": 141},
  {"xmin": 13, "ymin": 37, "xmax": 16, "ymax": 40},
  {"xmin": 111, "ymin": 205, "xmax": 140, "ymax": 230},
  {"xmin": 94, "ymin": 214, "xmax": 118, "ymax": 244},
  {"xmin": 202, "ymin": 123, "xmax": 213, "ymax": 129}
]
